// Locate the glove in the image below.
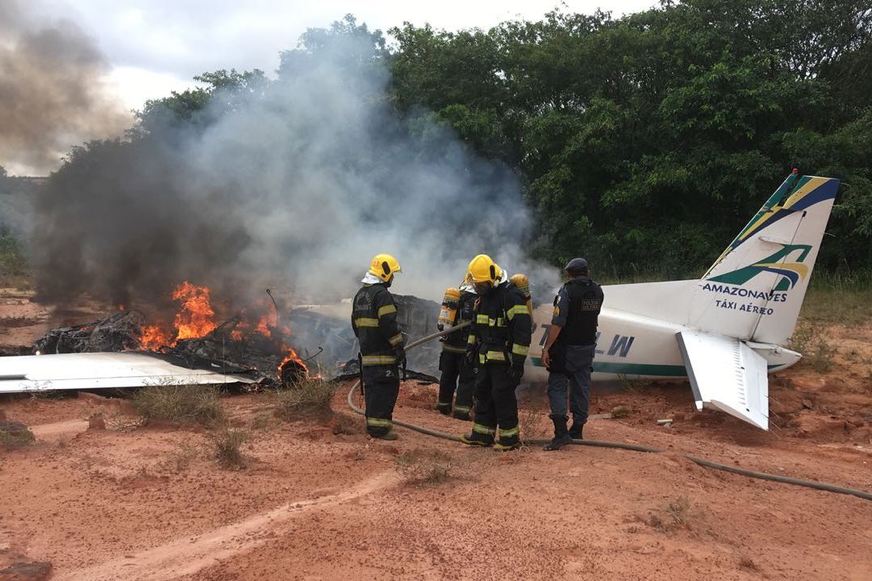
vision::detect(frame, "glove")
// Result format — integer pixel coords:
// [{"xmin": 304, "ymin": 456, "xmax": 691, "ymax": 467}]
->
[
  {"xmin": 395, "ymin": 344, "xmax": 406, "ymax": 366},
  {"xmin": 465, "ymin": 346, "xmax": 477, "ymax": 365},
  {"xmin": 437, "ymin": 323, "xmax": 445, "ymax": 332},
  {"xmin": 508, "ymin": 355, "xmax": 525, "ymax": 381}
]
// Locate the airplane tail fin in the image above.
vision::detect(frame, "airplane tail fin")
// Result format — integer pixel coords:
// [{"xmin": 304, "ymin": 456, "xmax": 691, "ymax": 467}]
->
[{"xmin": 695, "ymin": 173, "xmax": 839, "ymax": 344}]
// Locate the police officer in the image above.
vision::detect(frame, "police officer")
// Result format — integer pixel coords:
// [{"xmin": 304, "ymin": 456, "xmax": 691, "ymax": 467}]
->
[
  {"xmin": 541, "ymin": 257, "xmax": 604, "ymax": 450},
  {"xmin": 351, "ymin": 253, "xmax": 405, "ymax": 440},
  {"xmin": 461, "ymin": 255, "xmax": 532, "ymax": 451},
  {"xmin": 435, "ymin": 280, "xmax": 477, "ymax": 420}
]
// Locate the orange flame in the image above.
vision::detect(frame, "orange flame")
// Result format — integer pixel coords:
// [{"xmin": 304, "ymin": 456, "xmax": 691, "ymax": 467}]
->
[
  {"xmin": 255, "ymin": 314, "xmax": 272, "ymax": 337},
  {"xmin": 278, "ymin": 348, "xmax": 308, "ymax": 377},
  {"xmin": 140, "ymin": 324, "xmax": 173, "ymax": 350},
  {"xmin": 138, "ymin": 281, "xmax": 218, "ymax": 349},
  {"xmin": 172, "ymin": 281, "xmax": 218, "ymax": 340}
]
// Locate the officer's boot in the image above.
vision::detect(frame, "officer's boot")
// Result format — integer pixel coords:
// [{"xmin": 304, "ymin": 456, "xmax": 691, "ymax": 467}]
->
[
  {"xmin": 568, "ymin": 418, "xmax": 585, "ymax": 440},
  {"xmin": 543, "ymin": 415, "xmax": 572, "ymax": 451}
]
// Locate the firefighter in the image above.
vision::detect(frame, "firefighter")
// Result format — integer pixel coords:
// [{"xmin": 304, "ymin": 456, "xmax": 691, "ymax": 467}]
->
[
  {"xmin": 461, "ymin": 255, "xmax": 532, "ymax": 451},
  {"xmin": 435, "ymin": 280, "xmax": 477, "ymax": 420},
  {"xmin": 351, "ymin": 253, "xmax": 405, "ymax": 440},
  {"xmin": 541, "ymin": 257, "xmax": 604, "ymax": 450}
]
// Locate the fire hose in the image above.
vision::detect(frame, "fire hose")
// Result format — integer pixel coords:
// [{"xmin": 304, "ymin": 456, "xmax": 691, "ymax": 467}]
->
[{"xmin": 346, "ymin": 322, "xmax": 872, "ymax": 502}]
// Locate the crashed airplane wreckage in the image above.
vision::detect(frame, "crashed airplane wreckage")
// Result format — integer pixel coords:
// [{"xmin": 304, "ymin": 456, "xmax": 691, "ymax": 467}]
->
[{"xmin": 0, "ymin": 295, "xmax": 443, "ymax": 394}]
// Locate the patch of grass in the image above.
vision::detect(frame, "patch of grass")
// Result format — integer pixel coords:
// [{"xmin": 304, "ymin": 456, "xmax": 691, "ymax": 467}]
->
[
  {"xmin": 274, "ymin": 377, "xmax": 335, "ymax": 420},
  {"xmin": 801, "ymin": 270, "xmax": 872, "ymax": 326},
  {"xmin": 213, "ymin": 429, "xmax": 247, "ymax": 470},
  {"xmin": 395, "ymin": 449, "xmax": 454, "ymax": 486},
  {"xmin": 789, "ymin": 321, "xmax": 836, "ymax": 372},
  {"xmin": 517, "ymin": 408, "xmax": 548, "ymax": 441},
  {"xmin": 648, "ymin": 496, "xmax": 693, "ymax": 532},
  {"xmin": 249, "ymin": 412, "xmax": 273, "ymax": 431},
  {"xmin": 0, "ymin": 420, "xmax": 35, "ymax": 449},
  {"xmin": 610, "ymin": 405, "xmax": 633, "ymax": 418},
  {"xmin": 131, "ymin": 385, "xmax": 225, "ymax": 427},
  {"xmin": 160, "ymin": 442, "xmax": 200, "ymax": 472},
  {"xmin": 330, "ymin": 412, "xmax": 361, "ymax": 435}
]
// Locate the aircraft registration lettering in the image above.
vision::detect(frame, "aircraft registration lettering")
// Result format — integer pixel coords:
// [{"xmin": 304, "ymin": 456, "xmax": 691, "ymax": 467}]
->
[
  {"xmin": 538, "ymin": 328, "xmax": 634, "ymax": 358},
  {"xmin": 607, "ymin": 335, "xmax": 635, "ymax": 357}
]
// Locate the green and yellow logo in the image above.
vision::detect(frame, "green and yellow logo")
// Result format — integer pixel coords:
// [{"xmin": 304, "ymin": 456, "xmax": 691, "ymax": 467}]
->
[{"xmin": 707, "ymin": 244, "xmax": 812, "ymax": 291}]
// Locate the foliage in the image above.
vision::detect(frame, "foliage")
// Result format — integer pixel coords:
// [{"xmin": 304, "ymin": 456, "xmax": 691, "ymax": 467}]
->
[
  {"xmin": 390, "ymin": 0, "xmax": 872, "ymax": 276},
  {"xmin": 41, "ymin": 2, "xmax": 872, "ymax": 278},
  {"xmin": 213, "ymin": 429, "xmax": 247, "ymax": 469},
  {"xmin": 0, "ymin": 227, "xmax": 28, "ymax": 276},
  {"xmin": 274, "ymin": 378, "xmax": 336, "ymax": 419},
  {"xmin": 395, "ymin": 449, "xmax": 454, "ymax": 486},
  {"xmin": 131, "ymin": 385, "xmax": 225, "ymax": 427},
  {"xmin": 0, "ymin": 420, "xmax": 35, "ymax": 450}
]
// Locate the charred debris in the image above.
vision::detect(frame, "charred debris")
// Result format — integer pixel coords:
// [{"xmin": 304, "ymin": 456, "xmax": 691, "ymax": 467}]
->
[{"xmin": 30, "ymin": 295, "xmax": 443, "ymax": 388}]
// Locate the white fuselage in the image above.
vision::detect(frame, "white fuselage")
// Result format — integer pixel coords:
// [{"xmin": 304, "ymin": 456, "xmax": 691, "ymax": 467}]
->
[{"xmin": 524, "ymin": 301, "xmax": 801, "ymax": 384}]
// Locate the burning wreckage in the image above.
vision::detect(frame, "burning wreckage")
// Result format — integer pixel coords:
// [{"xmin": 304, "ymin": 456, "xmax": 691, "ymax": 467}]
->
[{"xmin": 0, "ymin": 282, "xmax": 442, "ymax": 394}]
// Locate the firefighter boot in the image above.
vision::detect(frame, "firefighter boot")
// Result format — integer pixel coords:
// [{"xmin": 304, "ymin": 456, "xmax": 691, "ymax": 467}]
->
[
  {"xmin": 434, "ymin": 401, "xmax": 452, "ymax": 416},
  {"xmin": 494, "ymin": 425, "xmax": 521, "ymax": 451},
  {"xmin": 370, "ymin": 430, "xmax": 399, "ymax": 441},
  {"xmin": 460, "ymin": 423, "xmax": 495, "ymax": 447},
  {"xmin": 544, "ymin": 415, "xmax": 572, "ymax": 451},
  {"xmin": 568, "ymin": 419, "xmax": 584, "ymax": 440},
  {"xmin": 452, "ymin": 405, "xmax": 472, "ymax": 421}
]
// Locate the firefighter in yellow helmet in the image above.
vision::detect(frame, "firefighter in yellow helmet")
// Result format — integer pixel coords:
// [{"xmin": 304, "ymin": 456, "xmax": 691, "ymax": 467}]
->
[
  {"xmin": 435, "ymin": 279, "xmax": 477, "ymax": 420},
  {"xmin": 461, "ymin": 254, "xmax": 532, "ymax": 450},
  {"xmin": 351, "ymin": 253, "xmax": 405, "ymax": 439}
]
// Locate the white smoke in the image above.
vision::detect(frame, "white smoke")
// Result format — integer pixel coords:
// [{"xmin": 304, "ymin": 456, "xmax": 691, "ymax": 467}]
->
[{"xmin": 33, "ymin": 24, "xmax": 560, "ymax": 307}]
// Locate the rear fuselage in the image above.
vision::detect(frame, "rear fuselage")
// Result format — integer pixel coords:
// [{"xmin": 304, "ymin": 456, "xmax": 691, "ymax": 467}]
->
[{"xmin": 524, "ymin": 301, "xmax": 801, "ymax": 384}]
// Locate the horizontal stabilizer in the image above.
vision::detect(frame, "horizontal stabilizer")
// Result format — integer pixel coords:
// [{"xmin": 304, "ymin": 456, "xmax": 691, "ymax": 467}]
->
[
  {"xmin": 676, "ymin": 330, "xmax": 769, "ymax": 430},
  {"xmin": 0, "ymin": 352, "xmax": 254, "ymax": 394}
]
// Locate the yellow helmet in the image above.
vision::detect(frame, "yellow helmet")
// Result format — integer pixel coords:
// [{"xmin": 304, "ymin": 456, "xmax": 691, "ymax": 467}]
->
[
  {"xmin": 368, "ymin": 253, "xmax": 402, "ymax": 282},
  {"xmin": 510, "ymin": 273, "xmax": 530, "ymax": 298},
  {"xmin": 467, "ymin": 254, "xmax": 502, "ymax": 283}
]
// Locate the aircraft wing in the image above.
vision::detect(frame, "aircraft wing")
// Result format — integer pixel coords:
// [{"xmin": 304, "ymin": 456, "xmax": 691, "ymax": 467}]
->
[
  {"xmin": 0, "ymin": 352, "xmax": 255, "ymax": 394},
  {"xmin": 676, "ymin": 330, "xmax": 769, "ymax": 430}
]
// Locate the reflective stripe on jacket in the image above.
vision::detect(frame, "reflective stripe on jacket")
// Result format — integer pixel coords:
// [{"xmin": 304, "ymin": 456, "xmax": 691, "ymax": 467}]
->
[
  {"xmin": 467, "ymin": 282, "xmax": 532, "ymax": 365},
  {"xmin": 352, "ymin": 283, "xmax": 403, "ymax": 366}
]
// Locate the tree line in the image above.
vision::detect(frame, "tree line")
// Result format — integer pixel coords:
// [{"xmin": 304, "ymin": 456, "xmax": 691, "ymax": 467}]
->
[{"xmin": 47, "ymin": 0, "xmax": 872, "ymax": 279}]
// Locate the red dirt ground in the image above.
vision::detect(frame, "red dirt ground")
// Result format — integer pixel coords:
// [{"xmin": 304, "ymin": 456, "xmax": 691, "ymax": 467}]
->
[{"xmin": 1, "ymin": 288, "xmax": 870, "ymax": 580}]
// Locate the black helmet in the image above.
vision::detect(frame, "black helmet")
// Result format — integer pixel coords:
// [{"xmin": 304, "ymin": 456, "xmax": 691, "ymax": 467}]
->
[{"xmin": 564, "ymin": 257, "xmax": 589, "ymax": 275}]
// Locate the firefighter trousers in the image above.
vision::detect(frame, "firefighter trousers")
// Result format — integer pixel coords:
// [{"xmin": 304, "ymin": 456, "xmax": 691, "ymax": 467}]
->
[
  {"xmin": 362, "ymin": 364, "xmax": 400, "ymax": 436},
  {"xmin": 473, "ymin": 364, "xmax": 520, "ymax": 445},
  {"xmin": 437, "ymin": 351, "xmax": 476, "ymax": 415}
]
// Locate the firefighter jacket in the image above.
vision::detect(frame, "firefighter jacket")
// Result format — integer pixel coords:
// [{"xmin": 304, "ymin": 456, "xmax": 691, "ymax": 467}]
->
[
  {"xmin": 352, "ymin": 283, "xmax": 404, "ymax": 366},
  {"xmin": 442, "ymin": 290, "xmax": 477, "ymax": 354},
  {"xmin": 467, "ymin": 282, "xmax": 532, "ymax": 367}
]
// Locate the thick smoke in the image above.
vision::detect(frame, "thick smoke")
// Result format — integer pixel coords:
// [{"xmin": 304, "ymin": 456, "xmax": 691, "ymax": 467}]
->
[
  {"xmin": 0, "ymin": 1, "xmax": 129, "ymax": 175},
  {"xmin": 33, "ymin": 28, "xmax": 558, "ymax": 309}
]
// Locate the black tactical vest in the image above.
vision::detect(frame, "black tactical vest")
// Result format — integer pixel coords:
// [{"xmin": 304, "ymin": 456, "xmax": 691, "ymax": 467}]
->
[{"xmin": 558, "ymin": 277, "xmax": 604, "ymax": 346}]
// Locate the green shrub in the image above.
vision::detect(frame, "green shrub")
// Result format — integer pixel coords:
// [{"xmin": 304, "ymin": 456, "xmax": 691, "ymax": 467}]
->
[
  {"xmin": 131, "ymin": 384, "xmax": 225, "ymax": 426},
  {"xmin": 274, "ymin": 377, "xmax": 335, "ymax": 419},
  {"xmin": 213, "ymin": 429, "xmax": 247, "ymax": 469},
  {"xmin": 0, "ymin": 420, "xmax": 35, "ymax": 449}
]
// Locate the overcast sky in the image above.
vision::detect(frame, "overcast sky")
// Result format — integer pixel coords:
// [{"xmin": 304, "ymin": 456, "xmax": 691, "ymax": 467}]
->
[
  {"xmin": 48, "ymin": 0, "xmax": 657, "ymax": 110},
  {"xmin": 2, "ymin": 0, "xmax": 658, "ymax": 175}
]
